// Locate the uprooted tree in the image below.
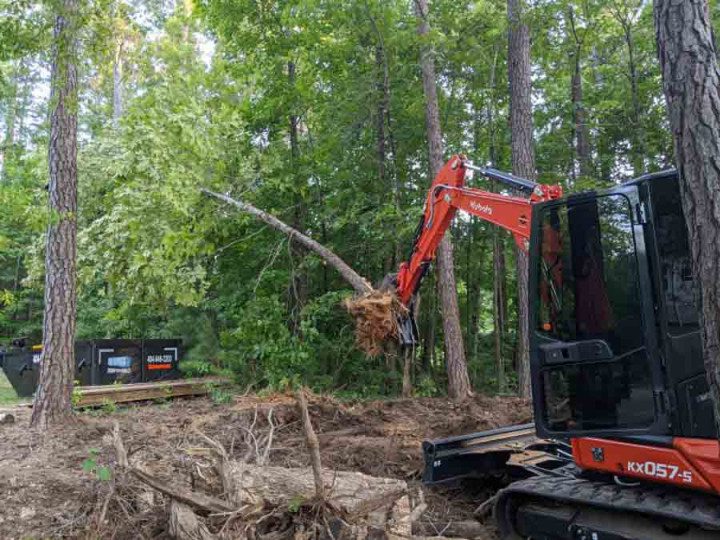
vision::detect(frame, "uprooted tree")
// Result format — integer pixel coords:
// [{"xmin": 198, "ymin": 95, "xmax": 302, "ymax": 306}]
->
[{"xmin": 202, "ymin": 189, "xmax": 407, "ymax": 359}]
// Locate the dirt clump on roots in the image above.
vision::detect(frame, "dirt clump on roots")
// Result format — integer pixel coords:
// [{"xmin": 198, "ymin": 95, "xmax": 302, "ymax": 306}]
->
[
  {"xmin": 344, "ymin": 291, "xmax": 408, "ymax": 356},
  {"xmin": 0, "ymin": 392, "xmax": 530, "ymax": 539}
]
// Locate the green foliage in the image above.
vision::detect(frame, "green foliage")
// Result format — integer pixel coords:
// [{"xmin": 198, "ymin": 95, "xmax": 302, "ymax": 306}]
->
[
  {"xmin": 209, "ymin": 385, "xmax": 233, "ymax": 404},
  {"xmin": 82, "ymin": 448, "xmax": 112, "ymax": 482},
  {"xmin": 0, "ymin": 0, "xmax": 691, "ymax": 399},
  {"xmin": 100, "ymin": 398, "xmax": 117, "ymax": 414}
]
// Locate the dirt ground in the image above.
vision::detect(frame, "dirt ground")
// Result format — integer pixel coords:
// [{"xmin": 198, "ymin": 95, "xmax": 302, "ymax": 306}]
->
[{"xmin": 0, "ymin": 391, "xmax": 531, "ymax": 539}]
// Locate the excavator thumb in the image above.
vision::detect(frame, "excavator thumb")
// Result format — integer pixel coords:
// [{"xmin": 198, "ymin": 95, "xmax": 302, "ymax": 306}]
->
[
  {"xmin": 379, "ymin": 272, "xmax": 419, "ymax": 348},
  {"xmin": 397, "ymin": 308, "xmax": 419, "ymax": 347}
]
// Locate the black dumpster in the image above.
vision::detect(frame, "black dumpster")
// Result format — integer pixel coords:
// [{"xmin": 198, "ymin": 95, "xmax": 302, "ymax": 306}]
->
[
  {"xmin": 142, "ymin": 339, "xmax": 182, "ymax": 381},
  {"xmin": 93, "ymin": 339, "xmax": 144, "ymax": 385},
  {"xmin": 1, "ymin": 347, "xmax": 41, "ymax": 397},
  {"xmin": 74, "ymin": 341, "xmax": 94, "ymax": 386},
  {"xmin": 1, "ymin": 338, "xmax": 183, "ymax": 397}
]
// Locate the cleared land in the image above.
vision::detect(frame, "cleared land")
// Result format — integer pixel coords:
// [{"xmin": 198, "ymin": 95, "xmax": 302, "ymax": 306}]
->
[{"xmin": 0, "ymin": 391, "xmax": 531, "ymax": 539}]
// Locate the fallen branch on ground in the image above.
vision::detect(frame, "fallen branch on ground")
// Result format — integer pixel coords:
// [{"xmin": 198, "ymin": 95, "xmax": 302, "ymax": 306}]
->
[
  {"xmin": 169, "ymin": 501, "xmax": 216, "ymax": 540},
  {"xmin": 296, "ymin": 388, "xmax": 325, "ymax": 500},
  {"xmin": 112, "ymin": 417, "xmax": 426, "ymax": 539},
  {"xmin": 112, "ymin": 421, "xmax": 234, "ymax": 516}
]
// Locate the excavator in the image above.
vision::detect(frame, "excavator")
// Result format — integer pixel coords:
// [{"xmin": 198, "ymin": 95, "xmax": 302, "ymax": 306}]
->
[{"xmin": 389, "ymin": 155, "xmax": 720, "ymax": 538}]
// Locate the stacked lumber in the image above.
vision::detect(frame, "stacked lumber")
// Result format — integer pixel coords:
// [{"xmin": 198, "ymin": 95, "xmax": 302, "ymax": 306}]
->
[{"xmin": 75, "ymin": 377, "xmax": 229, "ymax": 406}]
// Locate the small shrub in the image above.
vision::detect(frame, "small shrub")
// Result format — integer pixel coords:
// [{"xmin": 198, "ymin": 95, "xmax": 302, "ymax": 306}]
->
[{"xmin": 82, "ymin": 448, "xmax": 112, "ymax": 482}]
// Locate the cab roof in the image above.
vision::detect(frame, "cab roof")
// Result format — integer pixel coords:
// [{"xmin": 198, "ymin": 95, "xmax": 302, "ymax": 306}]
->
[{"xmin": 621, "ymin": 169, "xmax": 677, "ymax": 187}]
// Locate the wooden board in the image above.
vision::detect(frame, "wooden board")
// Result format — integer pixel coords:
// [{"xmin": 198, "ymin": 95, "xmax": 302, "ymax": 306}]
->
[{"xmin": 75, "ymin": 377, "xmax": 230, "ymax": 406}]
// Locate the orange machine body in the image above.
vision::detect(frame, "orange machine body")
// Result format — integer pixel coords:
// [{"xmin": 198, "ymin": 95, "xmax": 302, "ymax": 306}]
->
[{"xmin": 572, "ymin": 437, "xmax": 720, "ymax": 494}]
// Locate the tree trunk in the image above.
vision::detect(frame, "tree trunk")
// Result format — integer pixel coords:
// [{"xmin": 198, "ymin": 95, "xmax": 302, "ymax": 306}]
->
[
  {"xmin": 201, "ymin": 190, "xmax": 372, "ymax": 295},
  {"xmin": 113, "ymin": 42, "xmax": 123, "ymax": 121},
  {"xmin": 1, "ymin": 60, "xmax": 21, "ymax": 180},
  {"xmin": 571, "ymin": 54, "xmax": 592, "ymax": 179},
  {"xmin": 508, "ymin": 0, "xmax": 536, "ymax": 399},
  {"xmin": 31, "ymin": 0, "xmax": 79, "ymax": 429},
  {"xmin": 626, "ymin": 24, "xmax": 645, "ymax": 176},
  {"xmin": 401, "ymin": 347, "xmax": 413, "ymax": 398},
  {"xmin": 654, "ymin": 0, "xmax": 720, "ymax": 438},
  {"xmin": 375, "ymin": 45, "xmax": 387, "ymax": 187},
  {"xmin": 421, "ymin": 277, "xmax": 436, "ymax": 374},
  {"xmin": 568, "ymin": 7, "xmax": 592, "ymax": 180},
  {"xmin": 181, "ymin": 0, "xmax": 192, "ymax": 42},
  {"xmin": 367, "ymin": 3, "xmax": 403, "ymax": 271},
  {"xmin": 415, "ymin": 0, "xmax": 472, "ymax": 401},
  {"xmin": 287, "ymin": 60, "xmax": 307, "ymax": 334},
  {"xmin": 494, "ymin": 224, "xmax": 507, "ymax": 392}
]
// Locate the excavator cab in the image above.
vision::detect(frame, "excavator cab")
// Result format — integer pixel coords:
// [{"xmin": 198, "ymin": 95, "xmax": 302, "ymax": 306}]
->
[
  {"xmin": 420, "ymin": 163, "xmax": 720, "ymax": 537},
  {"xmin": 529, "ymin": 170, "xmax": 714, "ymax": 440}
]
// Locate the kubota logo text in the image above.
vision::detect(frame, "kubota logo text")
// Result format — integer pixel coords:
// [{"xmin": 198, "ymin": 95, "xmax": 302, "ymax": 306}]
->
[
  {"xmin": 470, "ymin": 202, "xmax": 493, "ymax": 215},
  {"xmin": 627, "ymin": 461, "xmax": 693, "ymax": 483}
]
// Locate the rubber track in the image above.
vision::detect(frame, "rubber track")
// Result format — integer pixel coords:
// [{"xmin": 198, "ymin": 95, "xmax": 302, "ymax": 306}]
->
[{"xmin": 496, "ymin": 474, "xmax": 720, "ymax": 531}]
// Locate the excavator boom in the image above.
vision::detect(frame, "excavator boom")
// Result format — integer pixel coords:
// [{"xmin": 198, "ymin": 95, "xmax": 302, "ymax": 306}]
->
[{"xmin": 394, "ymin": 154, "xmax": 561, "ymax": 308}]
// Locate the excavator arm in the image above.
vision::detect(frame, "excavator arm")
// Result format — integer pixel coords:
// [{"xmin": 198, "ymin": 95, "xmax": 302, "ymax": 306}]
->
[{"xmin": 394, "ymin": 154, "xmax": 562, "ymax": 344}]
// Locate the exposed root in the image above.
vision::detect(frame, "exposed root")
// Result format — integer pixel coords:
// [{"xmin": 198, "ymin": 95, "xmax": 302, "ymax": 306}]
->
[{"xmin": 344, "ymin": 291, "xmax": 408, "ymax": 356}]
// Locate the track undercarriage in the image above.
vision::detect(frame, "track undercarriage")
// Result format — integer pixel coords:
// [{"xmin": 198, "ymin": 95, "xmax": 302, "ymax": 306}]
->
[{"xmin": 423, "ymin": 424, "xmax": 720, "ymax": 539}]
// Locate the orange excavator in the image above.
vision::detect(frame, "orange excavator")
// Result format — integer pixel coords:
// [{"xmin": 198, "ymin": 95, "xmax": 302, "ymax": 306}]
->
[{"xmin": 391, "ymin": 155, "xmax": 720, "ymax": 538}]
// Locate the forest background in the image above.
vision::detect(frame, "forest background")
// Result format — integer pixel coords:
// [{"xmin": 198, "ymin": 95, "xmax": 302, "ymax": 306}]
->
[{"xmin": 0, "ymin": 0, "xmax": 687, "ymax": 398}]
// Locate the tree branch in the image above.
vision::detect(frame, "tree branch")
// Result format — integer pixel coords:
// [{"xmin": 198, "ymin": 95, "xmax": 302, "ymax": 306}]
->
[{"xmin": 201, "ymin": 189, "xmax": 373, "ymax": 295}]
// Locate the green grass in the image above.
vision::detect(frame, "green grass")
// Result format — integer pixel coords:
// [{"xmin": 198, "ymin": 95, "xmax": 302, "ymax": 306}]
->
[{"xmin": 0, "ymin": 371, "xmax": 20, "ymax": 405}]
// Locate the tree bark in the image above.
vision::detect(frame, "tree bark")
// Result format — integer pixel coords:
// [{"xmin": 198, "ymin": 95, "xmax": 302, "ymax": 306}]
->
[
  {"xmin": 181, "ymin": 0, "xmax": 193, "ymax": 43},
  {"xmin": 654, "ymin": 0, "xmax": 720, "ymax": 437},
  {"xmin": 508, "ymin": 0, "xmax": 536, "ymax": 399},
  {"xmin": 113, "ymin": 42, "xmax": 123, "ymax": 121},
  {"xmin": 375, "ymin": 45, "xmax": 388, "ymax": 187},
  {"xmin": 493, "ymin": 225, "xmax": 507, "ymax": 392},
  {"xmin": 626, "ymin": 25, "xmax": 644, "ymax": 175},
  {"xmin": 1, "ymin": 60, "xmax": 22, "ymax": 180},
  {"xmin": 610, "ymin": 1, "xmax": 646, "ymax": 176},
  {"xmin": 414, "ymin": 0, "xmax": 472, "ymax": 401},
  {"xmin": 401, "ymin": 347, "xmax": 413, "ymax": 398},
  {"xmin": 287, "ymin": 59, "xmax": 307, "ymax": 335},
  {"xmin": 421, "ymin": 278, "xmax": 436, "ymax": 373},
  {"xmin": 31, "ymin": 0, "xmax": 79, "ymax": 429},
  {"xmin": 202, "ymin": 190, "xmax": 372, "ymax": 295},
  {"xmin": 568, "ymin": 7, "xmax": 592, "ymax": 180}
]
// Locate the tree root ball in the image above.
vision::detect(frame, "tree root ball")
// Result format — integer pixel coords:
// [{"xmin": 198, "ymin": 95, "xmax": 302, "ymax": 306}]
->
[{"xmin": 344, "ymin": 291, "xmax": 408, "ymax": 356}]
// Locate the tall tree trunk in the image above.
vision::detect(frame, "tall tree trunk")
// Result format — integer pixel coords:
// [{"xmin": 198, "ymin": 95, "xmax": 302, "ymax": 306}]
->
[
  {"xmin": 508, "ymin": 0, "xmax": 536, "ymax": 399},
  {"xmin": 571, "ymin": 53, "xmax": 592, "ymax": 179},
  {"xmin": 375, "ymin": 45, "xmax": 387, "ymax": 187},
  {"xmin": 31, "ymin": 0, "xmax": 79, "ymax": 429},
  {"xmin": 414, "ymin": 0, "xmax": 472, "ymax": 401},
  {"xmin": 591, "ymin": 44, "xmax": 613, "ymax": 182},
  {"xmin": 287, "ymin": 59, "xmax": 307, "ymax": 334},
  {"xmin": 421, "ymin": 276, "xmax": 436, "ymax": 373},
  {"xmin": 654, "ymin": 0, "xmax": 720, "ymax": 437},
  {"xmin": 568, "ymin": 8, "xmax": 592, "ymax": 180},
  {"xmin": 493, "ymin": 223, "xmax": 507, "ymax": 392},
  {"xmin": 366, "ymin": 2, "xmax": 403, "ymax": 268},
  {"xmin": 113, "ymin": 42, "xmax": 123, "ymax": 121},
  {"xmin": 1, "ymin": 60, "xmax": 21, "ymax": 180},
  {"xmin": 181, "ymin": 0, "xmax": 193, "ymax": 42},
  {"xmin": 625, "ymin": 24, "xmax": 645, "ymax": 176},
  {"xmin": 484, "ymin": 44, "xmax": 507, "ymax": 391}
]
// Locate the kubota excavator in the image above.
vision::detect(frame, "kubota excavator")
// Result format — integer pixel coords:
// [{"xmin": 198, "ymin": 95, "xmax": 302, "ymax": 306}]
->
[{"xmin": 390, "ymin": 155, "xmax": 720, "ymax": 539}]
